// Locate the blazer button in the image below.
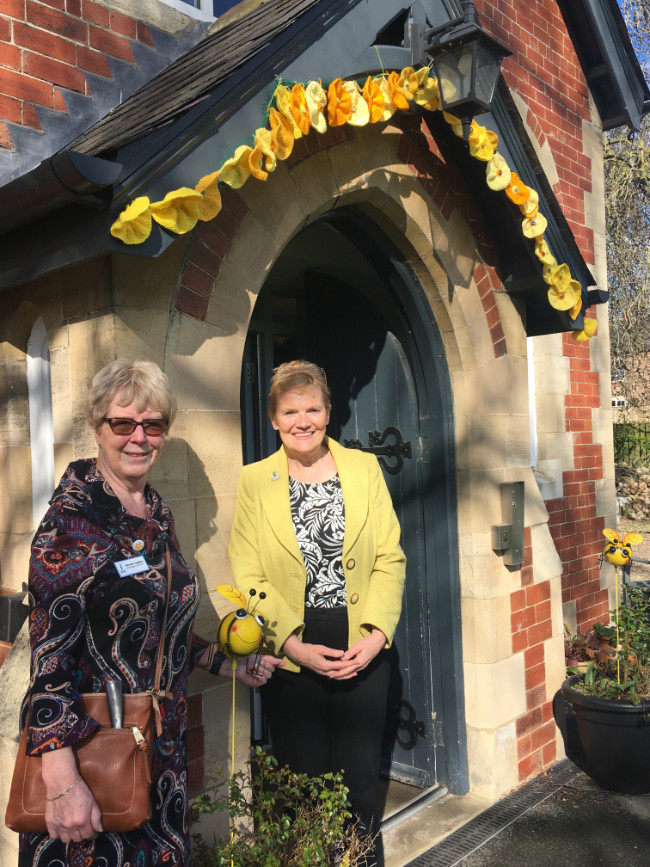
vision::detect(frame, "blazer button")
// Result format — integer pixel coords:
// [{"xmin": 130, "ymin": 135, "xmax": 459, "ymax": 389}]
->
[
  {"xmin": 350, "ymin": 593, "xmax": 359, "ymax": 604},
  {"xmin": 346, "ymin": 558, "xmax": 356, "ymax": 570}
]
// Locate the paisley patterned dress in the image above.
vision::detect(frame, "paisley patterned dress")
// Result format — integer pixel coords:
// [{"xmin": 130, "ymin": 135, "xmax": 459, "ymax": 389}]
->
[{"xmin": 18, "ymin": 459, "xmax": 211, "ymax": 867}]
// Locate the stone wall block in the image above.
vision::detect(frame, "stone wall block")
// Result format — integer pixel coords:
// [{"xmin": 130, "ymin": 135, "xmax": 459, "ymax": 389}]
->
[
  {"xmin": 466, "ymin": 723, "xmax": 518, "ymax": 800},
  {"xmin": 464, "ymin": 656, "xmax": 526, "ymax": 730}
]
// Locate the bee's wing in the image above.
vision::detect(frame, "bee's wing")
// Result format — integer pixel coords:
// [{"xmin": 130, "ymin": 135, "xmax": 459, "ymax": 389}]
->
[
  {"xmin": 603, "ymin": 528, "xmax": 621, "ymax": 544},
  {"xmin": 623, "ymin": 532, "xmax": 644, "ymax": 547},
  {"xmin": 217, "ymin": 584, "xmax": 248, "ymax": 606}
]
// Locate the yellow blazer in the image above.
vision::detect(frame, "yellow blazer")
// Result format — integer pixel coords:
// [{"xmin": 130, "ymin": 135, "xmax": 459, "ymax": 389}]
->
[{"xmin": 228, "ymin": 437, "xmax": 406, "ymax": 672}]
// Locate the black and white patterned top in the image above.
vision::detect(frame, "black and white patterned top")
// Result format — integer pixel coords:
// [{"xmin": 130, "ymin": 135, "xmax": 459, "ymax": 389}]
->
[{"xmin": 289, "ymin": 473, "xmax": 346, "ymax": 608}]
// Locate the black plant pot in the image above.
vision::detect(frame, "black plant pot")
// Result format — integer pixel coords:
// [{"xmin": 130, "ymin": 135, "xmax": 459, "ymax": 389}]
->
[{"xmin": 561, "ymin": 675, "xmax": 650, "ymax": 794}]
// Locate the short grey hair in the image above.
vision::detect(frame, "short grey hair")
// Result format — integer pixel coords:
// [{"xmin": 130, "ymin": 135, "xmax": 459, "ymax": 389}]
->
[{"xmin": 85, "ymin": 359, "xmax": 177, "ymax": 430}]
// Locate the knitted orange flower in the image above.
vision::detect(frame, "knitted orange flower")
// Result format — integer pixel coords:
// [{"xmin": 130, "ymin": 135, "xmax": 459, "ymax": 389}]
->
[
  {"xmin": 505, "ymin": 172, "xmax": 530, "ymax": 205},
  {"xmin": 327, "ymin": 78, "xmax": 352, "ymax": 126},
  {"xmin": 362, "ymin": 76, "xmax": 385, "ymax": 123},
  {"xmin": 289, "ymin": 83, "xmax": 310, "ymax": 136}
]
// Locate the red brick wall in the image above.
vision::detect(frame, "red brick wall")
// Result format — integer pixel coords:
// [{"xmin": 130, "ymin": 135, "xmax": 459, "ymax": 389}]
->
[
  {"xmin": 479, "ymin": 1, "xmax": 606, "ymax": 781},
  {"xmin": 0, "ymin": 0, "xmax": 155, "ymax": 150},
  {"xmin": 478, "ymin": 0, "xmax": 594, "ymax": 265}
]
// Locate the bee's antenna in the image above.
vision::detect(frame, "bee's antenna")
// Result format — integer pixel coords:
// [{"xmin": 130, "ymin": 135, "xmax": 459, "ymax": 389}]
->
[{"xmin": 250, "ymin": 590, "xmax": 266, "ymax": 614}]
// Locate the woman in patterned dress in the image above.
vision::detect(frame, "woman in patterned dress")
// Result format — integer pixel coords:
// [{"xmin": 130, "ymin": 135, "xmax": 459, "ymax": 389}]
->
[
  {"xmin": 18, "ymin": 359, "xmax": 283, "ymax": 867},
  {"xmin": 228, "ymin": 360, "xmax": 406, "ymax": 867}
]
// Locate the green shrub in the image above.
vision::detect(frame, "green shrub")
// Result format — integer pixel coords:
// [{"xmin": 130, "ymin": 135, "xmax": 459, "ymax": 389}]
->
[{"xmin": 191, "ymin": 748, "xmax": 372, "ymax": 867}]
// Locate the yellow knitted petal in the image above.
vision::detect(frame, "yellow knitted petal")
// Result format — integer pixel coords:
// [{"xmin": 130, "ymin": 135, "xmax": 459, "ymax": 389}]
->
[
  {"xmin": 110, "ymin": 196, "xmax": 152, "ymax": 245},
  {"xmin": 486, "ymin": 154, "xmax": 511, "ymax": 191},
  {"xmin": 377, "ymin": 77, "xmax": 398, "ymax": 121},
  {"xmin": 254, "ymin": 127, "xmax": 277, "ymax": 172},
  {"xmin": 362, "ymin": 76, "xmax": 385, "ymax": 123},
  {"xmin": 289, "ymin": 83, "xmax": 311, "ymax": 136},
  {"xmin": 571, "ymin": 317, "xmax": 597, "ymax": 341},
  {"xmin": 397, "ymin": 67, "xmax": 419, "ymax": 101},
  {"xmin": 269, "ymin": 107, "xmax": 295, "ymax": 160},
  {"xmin": 305, "ymin": 80, "xmax": 328, "ymax": 132},
  {"xmin": 442, "ymin": 111, "xmax": 463, "ymax": 137},
  {"xmin": 522, "ymin": 213, "xmax": 547, "ymax": 238},
  {"xmin": 414, "ymin": 67, "xmax": 440, "ymax": 111},
  {"xmin": 550, "ymin": 263, "xmax": 572, "ymax": 293},
  {"xmin": 273, "ymin": 84, "xmax": 303, "ymax": 139},
  {"xmin": 520, "ymin": 189, "xmax": 539, "ymax": 217},
  {"xmin": 342, "ymin": 80, "xmax": 370, "ymax": 126},
  {"xmin": 195, "ymin": 172, "xmax": 222, "ymax": 221},
  {"xmin": 219, "ymin": 145, "xmax": 254, "ymax": 189},
  {"xmin": 150, "ymin": 188, "xmax": 202, "ymax": 233},
  {"xmin": 568, "ymin": 298, "xmax": 582, "ymax": 320}
]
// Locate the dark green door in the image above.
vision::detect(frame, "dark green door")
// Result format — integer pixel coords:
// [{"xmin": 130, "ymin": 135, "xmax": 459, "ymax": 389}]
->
[{"xmin": 240, "ymin": 213, "xmax": 466, "ymax": 794}]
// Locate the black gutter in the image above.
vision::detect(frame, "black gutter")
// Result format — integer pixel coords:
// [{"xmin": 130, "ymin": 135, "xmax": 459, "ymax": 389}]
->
[{"xmin": 0, "ymin": 151, "xmax": 122, "ymax": 236}]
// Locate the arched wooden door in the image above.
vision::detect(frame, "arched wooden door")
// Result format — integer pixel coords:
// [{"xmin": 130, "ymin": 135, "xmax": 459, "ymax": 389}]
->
[{"xmin": 240, "ymin": 212, "xmax": 467, "ymax": 794}]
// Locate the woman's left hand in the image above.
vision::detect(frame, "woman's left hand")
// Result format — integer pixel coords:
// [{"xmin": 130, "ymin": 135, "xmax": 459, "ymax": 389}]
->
[
  {"xmin": 233, "ymin": 654, "xmax": 285, "ymax": 687},
  {"xmin": 330, "ymin": 628, "xmax": 386, "ymax": 681}
]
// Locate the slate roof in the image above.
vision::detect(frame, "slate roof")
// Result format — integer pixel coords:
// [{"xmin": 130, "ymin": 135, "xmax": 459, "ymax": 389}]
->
[{"xmin": 72, "ymin": 0, "xmax": 363, "ymax": 158}]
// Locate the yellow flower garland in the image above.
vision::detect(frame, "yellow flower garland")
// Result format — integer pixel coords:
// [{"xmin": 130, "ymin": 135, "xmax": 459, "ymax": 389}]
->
[{"xmin": 110, "ymin": 66, "xmax": 595, "ymax": 340}]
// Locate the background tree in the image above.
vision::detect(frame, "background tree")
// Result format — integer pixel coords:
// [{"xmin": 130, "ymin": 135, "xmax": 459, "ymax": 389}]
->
[{"xmin": 606, "ymin": 0, "xmax": 650, "ymax": 416}]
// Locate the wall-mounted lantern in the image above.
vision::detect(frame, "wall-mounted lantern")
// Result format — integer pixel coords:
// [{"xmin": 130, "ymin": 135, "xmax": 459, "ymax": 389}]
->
[{"xmin": 425, "ymin": 0, "xmax": 512, "ymax": 141}]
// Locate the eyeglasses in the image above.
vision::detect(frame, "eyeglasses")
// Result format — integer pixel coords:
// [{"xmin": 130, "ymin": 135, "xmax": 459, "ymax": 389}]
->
[{"xmin": 104, "ymin": 418, "xmax": 169, "ymax": 437}]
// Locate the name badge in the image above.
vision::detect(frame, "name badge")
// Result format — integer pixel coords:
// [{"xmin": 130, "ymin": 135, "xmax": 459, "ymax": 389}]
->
[{"xmin": 115, "ymin": 556, "xmax": 149, "ymax": 577}]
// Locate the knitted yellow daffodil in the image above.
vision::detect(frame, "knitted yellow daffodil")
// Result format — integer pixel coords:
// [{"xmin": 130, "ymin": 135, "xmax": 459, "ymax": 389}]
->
[
  {"xmin": 377, "ymin": 76, "xmax": 399, "ymax": 121},
  {"xmin": 273, "ymin": 84, "xmax": 303, "ymax": 139},
  {"xmin": 150, "ymin": 188, "xmax": 203, "ymax": 233},
  {"xmin": 486, "ymin": 153, "xmax": 511, "ymax": 190},
  {"xmin": 505, "ymin": 172, "xmax": 530, "ymax": 205},
  {"xmin": 110, "ymin": 196, "xmax": 152, "ymax": 245},
  {"xmin": 195, "ymin": 172, "xmax": 222, "ymax": 221},
  {"xmin": 522, "ymin": 213, "xmax": 547, "ymax": 238},
  {"xmin": 414, "ymin": 66, "xmax": 440, "ymax": 111},
  {"xmin": 327, "ymin": 78, "xmax": 353, "ymax": 126},
  {"xmin": 468, "ymin": 124, "xmax": 498, "ymax": 161},
  {"xmin": 268, "ymin": 107, "xmax": 295, "ymax": 160},
  {"xmin": 397, "ymin": 67, "xmax": 419, "ymax": 102},
  {"xmin": 219, "ymin": 145, "xmax": 256, "ymax": 189},
  {"xmin": 547, "ymin": 265, "xmax": 581, "ymax": 310},
  {"xmin": 342, "ymin": 80, "xmax": 370, "ymax": 126},
  {"xmin": 249, "ymin": 128, "xmax": 278, "ymax": 181},
  {"xmin": 535, "ymin": 240, "xmax": 558, "ymax": 282},
  {"xmin": 571, "ymin": 317, "xmax": 597, "ymax": 341},
  {"xmin": 362, "ymin": 76, "xmax": 385, "ymax": 123},
  {"xmin": 305, "ymin": 80, "xmax": 327, "ymax": 133}
]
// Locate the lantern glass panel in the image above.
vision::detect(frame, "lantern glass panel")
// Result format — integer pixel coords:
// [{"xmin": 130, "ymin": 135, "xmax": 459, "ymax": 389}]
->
[
  {"xmin": 437, "ymin": 44, "xmax": 474, "ymax": 105},
  {"xmin": 474, "ymin": 44, "xmax": 500, "ymax": 104}
]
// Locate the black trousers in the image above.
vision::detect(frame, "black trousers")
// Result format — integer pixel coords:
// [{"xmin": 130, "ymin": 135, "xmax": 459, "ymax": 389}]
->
[{"xmin": 260, "ymin": 608, "xmax": 389, "ymax": 866}]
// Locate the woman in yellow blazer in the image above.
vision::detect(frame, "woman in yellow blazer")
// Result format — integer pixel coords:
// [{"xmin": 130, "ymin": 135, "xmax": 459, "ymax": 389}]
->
[{"xmin": 228, "ymin": 360, "xmax": 406, "ymax": 867}]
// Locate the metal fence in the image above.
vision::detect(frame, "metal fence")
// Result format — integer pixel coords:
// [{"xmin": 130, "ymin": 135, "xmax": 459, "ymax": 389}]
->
[{"xmin": 614, "ymin": 423, "xmax": 650, "ymax": 466}]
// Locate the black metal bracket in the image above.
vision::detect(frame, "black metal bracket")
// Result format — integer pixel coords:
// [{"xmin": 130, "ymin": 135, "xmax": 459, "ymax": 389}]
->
[{"xmin": 344, "ymin": 426, "xmax": 412, "ymax": 474}]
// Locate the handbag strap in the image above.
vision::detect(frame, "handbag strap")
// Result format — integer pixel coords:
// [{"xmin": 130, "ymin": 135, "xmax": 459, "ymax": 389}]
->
[{"xmin": 149, "ymin": 543, "xmax": 173, "ymax": 737}]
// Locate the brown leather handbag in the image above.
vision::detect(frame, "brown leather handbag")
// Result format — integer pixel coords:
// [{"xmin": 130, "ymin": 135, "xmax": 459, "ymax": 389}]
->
[{"xmin": 4, "ymin": 546, "xmax": 172, "ymax": 834}]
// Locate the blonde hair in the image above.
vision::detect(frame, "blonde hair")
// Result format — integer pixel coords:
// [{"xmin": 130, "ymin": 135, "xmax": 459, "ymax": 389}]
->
[
  {"xmin": 268, "ymin": 360, "xmax": 331, "ymax": 417},
  {"xmin": 85, "ymin": 359, "xmax": 178, "ymax": 430}
]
